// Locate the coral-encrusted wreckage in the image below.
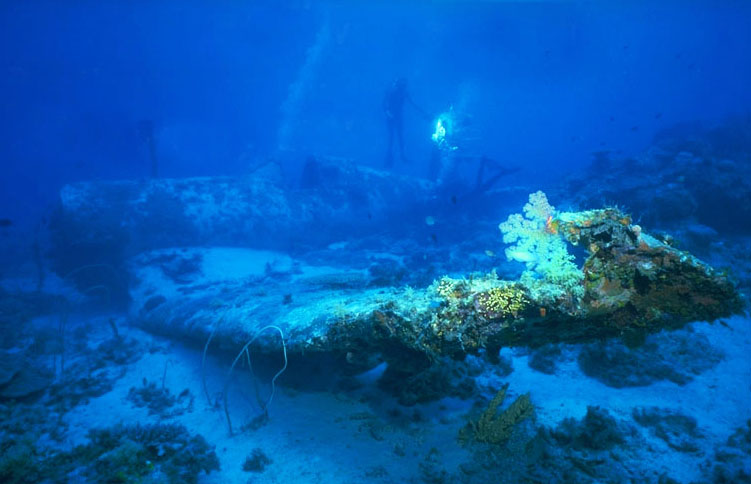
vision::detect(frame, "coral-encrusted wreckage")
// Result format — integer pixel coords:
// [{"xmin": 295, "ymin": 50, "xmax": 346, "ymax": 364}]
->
[
  {"xmin": 49, "ymin": 167, "xmax": 743, "ymax": 390},
  {"xmin": 318, "ymin": 192, "xmax": 742, "ymax": 369}
]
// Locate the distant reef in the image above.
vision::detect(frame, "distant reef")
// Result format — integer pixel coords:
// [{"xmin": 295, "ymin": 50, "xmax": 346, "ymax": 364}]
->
[{"xmin": 562, "ymin": 116, "xmax": 751, "ymax": 235}]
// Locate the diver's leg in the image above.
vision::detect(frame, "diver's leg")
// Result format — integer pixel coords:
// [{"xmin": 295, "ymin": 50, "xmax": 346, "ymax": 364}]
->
[
  {"xmin": 385, "ymin": 122, "xmax": 395, "ymax": 167},
  {"xmin": 396, "ymin": 117, "xmax": 408, "ymax": 163},
  {"xmin": 437, "ymin": 151, "xmax": 453, "ymax": 185}
]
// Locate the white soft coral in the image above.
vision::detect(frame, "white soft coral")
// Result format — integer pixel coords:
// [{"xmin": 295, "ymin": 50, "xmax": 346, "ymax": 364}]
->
[{"xmin": 499, "ymin": 191, "xmax": 584, "ymax": 302}]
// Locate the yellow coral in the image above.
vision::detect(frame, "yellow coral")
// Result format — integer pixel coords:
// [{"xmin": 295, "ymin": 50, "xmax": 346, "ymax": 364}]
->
[
  {"xmin": 476, "ymin": 286, "xmax": 527, "ymax": 319},
  {"xmin": 432, "ymin": 276, "xmax": 469, "ymax": 300},
  {"xmin": 435, "ymin": 276, "xmax": 458, "ymax": 298}
]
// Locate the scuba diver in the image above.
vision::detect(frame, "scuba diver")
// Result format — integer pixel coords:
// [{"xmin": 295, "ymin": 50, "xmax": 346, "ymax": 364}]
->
[
  {"xmin": 137, "ymin": 119, "xmax": 159, "ymax": 178},
  {"xmin": 429, "ymin": 108, "xmax": 463, "ymax": 183},
  {"xmin": 383, "ymin": 77, "xmax": 427, "ymax": 167},
  {"xmin": 429, "ymin": 107, "xmax": 518, "ymax": 195}
]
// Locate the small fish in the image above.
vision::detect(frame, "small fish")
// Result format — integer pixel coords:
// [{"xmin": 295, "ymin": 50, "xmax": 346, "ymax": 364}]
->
[
  {"xmin": 430, "ymin": 233, "xmax": 437, "ymax": 243},
  {"xmin": 609, "ymin": 116, "xmax": 615, "ymax": 122},
  {"xmin": 484, "ymin": 250, "xmax": 496, "ymax": 258},
  {"xmin": 630, "ymin": 126, "xmax": 639, "ymax": 132},
  {"xmin": 451, "ymin": 195, "xmax": 457, "ymax": 205},
  {"xmin": 425, "ymin": 216, "xmax": 435, "ymax": 226},
  {"xmin": 654, "ymin": 112, "xmax": 663, "ymax": 119},
  {"xmin": 0, "ymin": 218, "xmax": 12, "ymax": 228}
]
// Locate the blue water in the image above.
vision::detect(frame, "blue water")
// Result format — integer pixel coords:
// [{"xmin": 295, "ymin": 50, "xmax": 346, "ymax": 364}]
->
[{"xmin": 1, "ymin": 2, "xmax": 750, "ymax": 483}]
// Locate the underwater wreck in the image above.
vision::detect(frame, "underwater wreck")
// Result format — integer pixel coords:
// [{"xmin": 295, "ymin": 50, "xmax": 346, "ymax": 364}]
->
[
  {"xmin": 128, "ymin": 190, "xmax": 742, "ymax": 371},
  {"xmin": 49, "ymin": 168, "xmax": 743, "ymax": 407}
]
